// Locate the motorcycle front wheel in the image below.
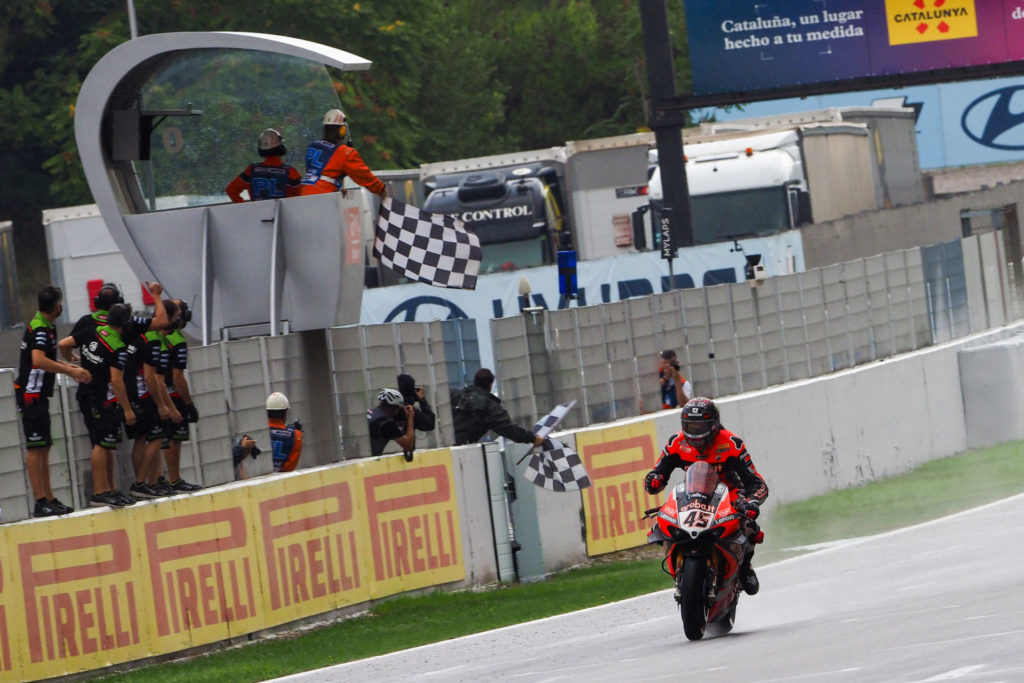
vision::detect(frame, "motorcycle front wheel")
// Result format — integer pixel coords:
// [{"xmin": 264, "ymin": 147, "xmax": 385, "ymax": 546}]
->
[{"xmin": 679, "ymin": 557, "xmax": 710, "ymax": 640}]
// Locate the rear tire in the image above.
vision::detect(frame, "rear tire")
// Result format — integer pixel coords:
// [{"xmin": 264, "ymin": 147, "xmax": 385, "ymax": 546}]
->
[{"xmin": 680, "ymin": 558, "xmax": 709, "ymax": 640}]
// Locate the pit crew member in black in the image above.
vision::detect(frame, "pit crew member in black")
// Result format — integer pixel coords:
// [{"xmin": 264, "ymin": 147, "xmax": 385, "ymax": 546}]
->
[
  {"xmin": 126, "ymin": 300, "xmax": 182, "ymax": 499},
  {"xmin": 15, "ymin": 285, "xmax": 91, "ymax": 517},
  {"xmin": 644, "ymin": 397, "xmax": 769, "ymax": 595},
  {"xmin": 59, "ymin": 303, "xmax": 137, "ymax": 508},
  {"xmin": 67, "ymin": 281, "xmax": 169, "ymax": 425},
  {"xmin": 161, "ymin": 301, "xmax": 201, "ymax": 492}
]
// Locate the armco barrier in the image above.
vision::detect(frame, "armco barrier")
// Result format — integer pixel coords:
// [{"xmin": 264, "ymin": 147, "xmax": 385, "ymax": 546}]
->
[{"xmin": 0, "ymin": 447, "xmax": 499, "ymax": 682}]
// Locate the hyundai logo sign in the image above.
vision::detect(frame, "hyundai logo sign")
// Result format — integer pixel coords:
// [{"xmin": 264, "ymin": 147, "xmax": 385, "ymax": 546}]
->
[{"xmin": 961, "ymin": 86, "xmax": 1024, "ymax": 151}]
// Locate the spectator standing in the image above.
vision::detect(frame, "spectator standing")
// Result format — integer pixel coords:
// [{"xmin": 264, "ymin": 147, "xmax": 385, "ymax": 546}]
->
[
  {"xmin": 299, "ymin": 108, "xmax": 387, "ymax": 198},
  {"xmin": 450, "ymin": 369, "xmax": 545, "ymax": 447},
  {"xmin": 367, "ymin": 388, "xmax": 415, "ymax": 459},
  {"xmin": 59, "ymin": 303, "xmax": 137, "ymax": 508},
  {"xmin": 658, "ymin": 349, "xmax": 692, "ymax": 409},
  {"xmin": 267, "ymin": 391, "xmax": 303, "ymax": 472},
  {"xmin": 15, "ymin": 285, "xmax": 91, "ymax": 517},
  {"xmin": 225, "ymin": 128, "xmax": 302, "ymax": 202}
]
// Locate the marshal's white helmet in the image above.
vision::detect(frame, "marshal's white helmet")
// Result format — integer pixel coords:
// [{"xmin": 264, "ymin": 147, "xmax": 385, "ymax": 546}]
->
[
  {"xmin": 378, "ymin": 388, "xmax": 404, "ymax": 408},
  {"xmin": 258, "ymin": 128, "xmax": 284, "ymax": 151},
  {"xmin": 266, "ymin": 392, "xmax": 290, "ymax": 411},
  {"xmin": 323, "ymin": 108, "xmax": 348, "ymax": 126}
]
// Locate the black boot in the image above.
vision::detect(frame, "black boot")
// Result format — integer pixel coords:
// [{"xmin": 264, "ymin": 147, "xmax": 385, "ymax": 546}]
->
[{"xmin": 739, "ymin": 562, "xmax": 759, "ymax": 595}]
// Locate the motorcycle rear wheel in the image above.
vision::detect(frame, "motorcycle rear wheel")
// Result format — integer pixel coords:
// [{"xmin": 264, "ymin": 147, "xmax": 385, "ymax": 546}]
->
[{"xmin": 679, "ymin": 558, "xmax": 709, "ymax": 640}]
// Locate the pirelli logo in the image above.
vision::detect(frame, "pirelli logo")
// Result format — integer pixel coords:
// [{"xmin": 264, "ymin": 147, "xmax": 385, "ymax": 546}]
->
[{"xmin": 885, "ymin": 0, "xmax": 977, "ymax": 45}]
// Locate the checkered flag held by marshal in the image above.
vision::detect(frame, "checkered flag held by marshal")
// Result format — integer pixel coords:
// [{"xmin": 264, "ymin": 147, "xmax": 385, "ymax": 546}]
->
[
  {"xmin": 374, "ymin": 198, "xmax": 482, "ymax": 289},
  {"xmin": 522, "ymin": 400, "xmax": 590, "ymax": 491},
  {"xmin": 532, "ymin": 400, "xmax": 576, "ymax": 440},
  {"xmin": 523, "ymin": 437, "xmax": 591, "ymax": 492}
]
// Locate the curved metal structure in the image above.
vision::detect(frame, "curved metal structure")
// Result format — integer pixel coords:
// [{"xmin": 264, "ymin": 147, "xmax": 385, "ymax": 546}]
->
[{"xmin": 74, "ymin": 32, "xmax": 374, "ymax": 341}]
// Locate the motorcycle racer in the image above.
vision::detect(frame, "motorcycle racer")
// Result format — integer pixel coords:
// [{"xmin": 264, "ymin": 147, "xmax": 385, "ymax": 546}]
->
[{"xmin": 644, "ymin": 397, "xmax": 768, "ymax": 595}]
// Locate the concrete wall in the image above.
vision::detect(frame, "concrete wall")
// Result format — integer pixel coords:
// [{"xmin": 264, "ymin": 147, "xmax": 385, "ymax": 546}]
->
[
  {"xmin": 501, "ymin": 321, "xmax": 1024, "ymax": 581},
  {"xmin": 800, "ymin": 179, "xmax": 1024, "ymax": 269}
]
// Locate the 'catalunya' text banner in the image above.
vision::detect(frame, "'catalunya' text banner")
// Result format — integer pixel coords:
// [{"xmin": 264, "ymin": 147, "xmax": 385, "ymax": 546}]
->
[{"xmin": 684, "ymin": 0, "xmax": 1024, "ymax": 98}]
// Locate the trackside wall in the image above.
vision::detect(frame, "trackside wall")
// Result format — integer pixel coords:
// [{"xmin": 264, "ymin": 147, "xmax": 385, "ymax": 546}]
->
[
  {"xmin": 0, "ymin": 447, "xmax": 498, "ymax": 682},
  {"xmin": 504, "ymin": 321, "xmax": 1024, "ymax": 581}
]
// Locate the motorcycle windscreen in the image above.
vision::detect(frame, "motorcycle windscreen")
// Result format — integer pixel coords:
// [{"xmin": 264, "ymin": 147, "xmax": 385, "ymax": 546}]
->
[{"xmin": 685, "ymin": 461, "xmax": 719, "ymax": 501}]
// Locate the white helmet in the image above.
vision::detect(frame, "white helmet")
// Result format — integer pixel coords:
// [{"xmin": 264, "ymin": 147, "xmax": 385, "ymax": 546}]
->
[
  {"xmin": 322, "ymin": 108, "xmax": 347, "ymax": 126},
  {"xmin": 378, "ymin": 388, "xmax": 404, "ymax": 408},
  {"xmin": 266, "ymin": 392, "xmax": 290, "ymax": 411},
  {"xmin": 258, "ymin": 128, "xmax": 284, "ymax": 152}
]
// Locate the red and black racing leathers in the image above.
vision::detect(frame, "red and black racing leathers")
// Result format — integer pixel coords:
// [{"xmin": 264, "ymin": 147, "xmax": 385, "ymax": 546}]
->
[{"xmin": 647, "ymin": 427, "xmax": 769, "ymax": 507}]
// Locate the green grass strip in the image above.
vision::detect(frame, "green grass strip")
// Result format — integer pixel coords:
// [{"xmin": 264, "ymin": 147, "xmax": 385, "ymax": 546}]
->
[{"xmin": 93, "ymin": 442, "xmax": 1024, "ymax": 682}]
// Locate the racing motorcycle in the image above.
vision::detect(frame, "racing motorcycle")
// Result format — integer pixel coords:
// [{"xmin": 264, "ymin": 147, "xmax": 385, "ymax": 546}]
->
[{"xmin": 644, "ymin": 460, "xmax": 758, "ymax": 640}]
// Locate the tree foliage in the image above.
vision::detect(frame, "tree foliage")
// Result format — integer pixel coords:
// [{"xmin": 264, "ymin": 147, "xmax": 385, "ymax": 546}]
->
[
  {"xmin": 2, "ymin": 0, "xmax": 692, "ymax": 211},
  {"xmin": 0, "ymin": 0, "xmax": 693, "ymax": 316}
]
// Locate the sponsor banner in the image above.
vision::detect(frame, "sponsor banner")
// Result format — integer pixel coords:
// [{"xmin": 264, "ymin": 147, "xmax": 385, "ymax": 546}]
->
[
  {"xmin": 684, "ymin": 0, "xmax": 1024, "ymax": 99},
  {"xmin": 703, "ymin": 75, "xmax": 1024, "ymax": 169},
  {"xmin": 253, "ymin": 470, "xmax": 370, "ymax": 629},
  {"xmin": 9, "ymin": 514, "xmax": 151, "ymax": 680},
  {"xmin": 360, "ymin": 233, "xmax": 804, "ymax": 372},
  {"xmin": 0, "ymin": 449, "xmax": 463, "ymax": 681},
  {"xmin": 356, "ymin": 450, "xmax": 464, "ymax": 597},
  {"xmin": 576, "ymin": 422, "xmax": 663, "ymax": 556}
]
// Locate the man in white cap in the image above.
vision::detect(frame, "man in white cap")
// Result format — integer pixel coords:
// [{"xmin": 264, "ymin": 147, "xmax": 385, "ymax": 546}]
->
[
  {"xmin": 225, "ymin": 128, "xmax": 302, "ymax": 202},
  {"xmin": 266, "ymin": 391, "xmax": 303, "ymax": 472},
  {"xmin": 299, "ymin": 108, "xmax": 387, "ymax": 198}
]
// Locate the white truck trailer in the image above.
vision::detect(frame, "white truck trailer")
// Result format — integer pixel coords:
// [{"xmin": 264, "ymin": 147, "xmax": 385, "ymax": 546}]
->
[{"xmin": 645, "ymin": 105, "xmax": 924, "ymax": 249}]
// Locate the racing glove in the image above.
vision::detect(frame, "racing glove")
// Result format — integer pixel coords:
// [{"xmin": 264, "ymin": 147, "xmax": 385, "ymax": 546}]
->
[
  {"xmin": 184, "ymin": 403, "xmax": 200, "ymax": 423},
  {"xmin": 644, "ymin": 471, "xmax": 666, "ymax": 495},
  {"xmin": 738, "ymin": 498, "xmax": 760, "ymax": 520}
]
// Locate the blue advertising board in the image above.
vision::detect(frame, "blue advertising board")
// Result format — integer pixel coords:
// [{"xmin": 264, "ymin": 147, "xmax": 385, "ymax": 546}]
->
[
  {"xmin": 684, "ymin": 1, "xmax": 1024, "ymax": 100},
  {"xmin": 701, "ymin": 74, "xmax": 1024, "ymax": 169}
]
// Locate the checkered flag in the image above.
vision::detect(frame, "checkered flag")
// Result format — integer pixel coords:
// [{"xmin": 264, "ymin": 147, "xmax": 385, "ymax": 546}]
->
[
  {"xmin": 533, "ymin": 400, "xmax": 577, "ymax": 439},
  {"xmin": 374, "ymin": 198, "xmax": 482, "ymax": 289},
  {"xmin": 523, "ymin": 437, "xmax": 591, "ymax": 492}
]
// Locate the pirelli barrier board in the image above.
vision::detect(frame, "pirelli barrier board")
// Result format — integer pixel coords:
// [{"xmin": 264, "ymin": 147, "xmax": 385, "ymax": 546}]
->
[
  {"xmin": 0, "ymin": 449, "xmax": 463, "ymax": 682},
  {"xmin": 577, "ymin": 421, "xmax": 663, "ymax": 557}
]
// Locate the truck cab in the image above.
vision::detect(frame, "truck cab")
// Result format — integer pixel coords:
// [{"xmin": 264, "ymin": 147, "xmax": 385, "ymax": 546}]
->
[
  {"xmin": 647, "ymin": 129, "xmax": 811, "ymax": 246},
  {"xmin": 422, "ymin": 165, "xmax": 566, "ymax": 274}
]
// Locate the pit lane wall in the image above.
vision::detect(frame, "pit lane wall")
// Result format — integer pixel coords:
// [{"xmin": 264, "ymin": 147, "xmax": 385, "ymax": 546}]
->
[
  {"xmin": 0, "ymin": 448, "xmax": 499, "ymax": 682},
  {"xmin": 503, "ymin": 320, "xmax": 1024, "ymax": 581}
]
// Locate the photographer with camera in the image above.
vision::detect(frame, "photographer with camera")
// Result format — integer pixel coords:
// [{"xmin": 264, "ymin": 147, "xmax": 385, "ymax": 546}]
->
[
  {"xmin": 659, "ymin": 349, "xmax": 692, "ymax": 410},
  {"xmin": 232, "ymin": 434, "xmax": 262, "ymax": 480},
  {"xmin": 397, "ymin": 373, "xmax": 436, "ymax": 433}
]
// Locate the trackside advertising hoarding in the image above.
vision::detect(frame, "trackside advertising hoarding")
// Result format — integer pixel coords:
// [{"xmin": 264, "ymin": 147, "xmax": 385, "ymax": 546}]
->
[
  {"xmin": 0, "ymin": 450, "xmax": 463, "ymax": 681},
  {"xmin": 683, "ymin": 0, "xmax": 1024, "ymax": 104},
  {"xmin": 576, "ymin": 421, "xmax": 664, "ymax": 556}
]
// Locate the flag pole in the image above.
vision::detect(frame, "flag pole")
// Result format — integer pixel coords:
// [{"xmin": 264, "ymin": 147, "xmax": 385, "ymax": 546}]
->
[{"xmin": 515, "ymin": 445, "xmax": 537, "ymax": 466}]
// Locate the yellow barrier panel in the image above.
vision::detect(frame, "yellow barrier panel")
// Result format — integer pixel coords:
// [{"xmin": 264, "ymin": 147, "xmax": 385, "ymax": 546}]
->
[
  {"xmin": 0, "ymin": 448, "xmax": 464, "ymax": 681},
  {"xmin": 577, "ymin": 422, "xmax": 663, "ymax": 556}
]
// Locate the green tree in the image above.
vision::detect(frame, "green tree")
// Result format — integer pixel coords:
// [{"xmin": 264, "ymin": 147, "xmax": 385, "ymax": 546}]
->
[{"xmin": 0, "ymin": 0, "xmax": 698, "ymax": 318}]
